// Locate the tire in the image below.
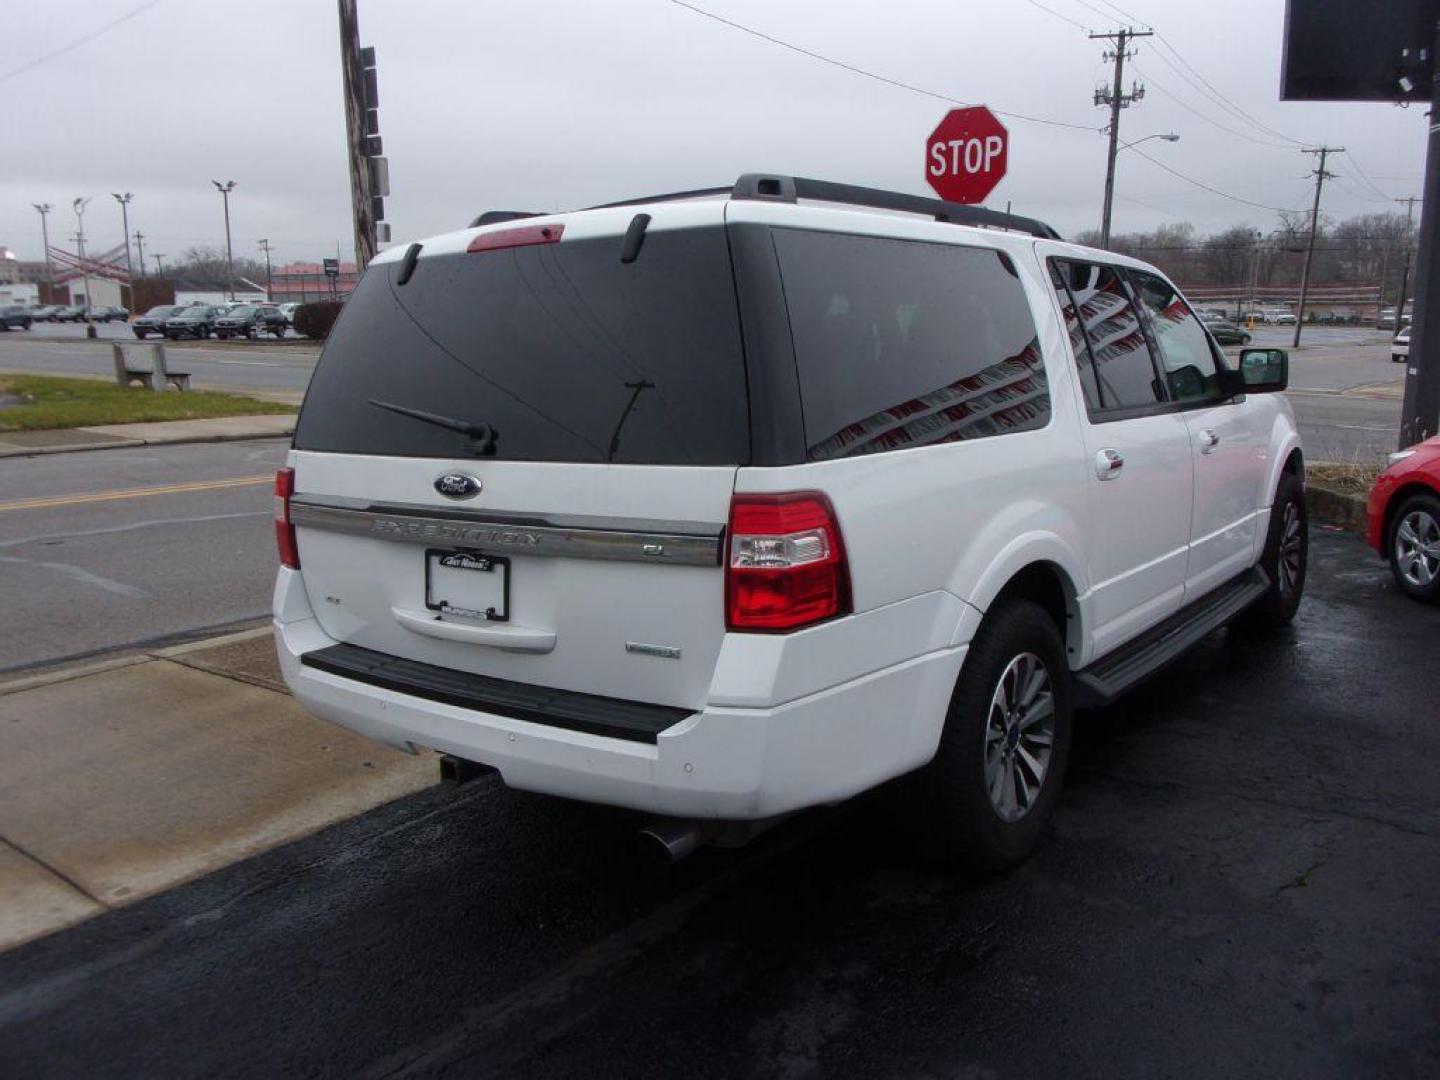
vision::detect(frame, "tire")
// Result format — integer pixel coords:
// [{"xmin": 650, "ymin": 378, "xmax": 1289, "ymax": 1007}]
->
[
  {"xmin": 133, "ymin": 330, "xmax": 145, "ymax": 339},
  {"xmin": 246, "ymin": 327, "xmax": 257, "ymax": 340},
  {"xmin": 1387, "ymin": 491, "xmax": 1440, "ymax": 604},
  {"xmin": 1393, "ymin": 354, "xmax": 1405, "ymax": 363},
  {"xmin": 901, "ymin": 599, "xmax": 1073, "ymax": 872},
  {"xmin": 1243, "ymin": 470, "xmax": 1308, "ymax": 627}
]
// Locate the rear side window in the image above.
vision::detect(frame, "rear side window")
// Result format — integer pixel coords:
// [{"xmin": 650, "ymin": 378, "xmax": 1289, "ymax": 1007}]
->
[
  {"xmin": 1052, "ymin": 261, "xmax": 1163, "ymax": 414},
  {"xmin": 772, "ymin": 230, "xmax": 1048, "ymax": 461},
  {"xmin": 294, "ymin": 228, "xmax": 749, "ymax": 465}
]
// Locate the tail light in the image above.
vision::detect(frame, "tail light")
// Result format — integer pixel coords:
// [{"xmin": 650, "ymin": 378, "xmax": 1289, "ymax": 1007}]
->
[
  {"xmin": 275, "ymin": 468, "xmax": 299, "ymax": 570},
  {"xmin": 725, "ymin": 493, "xmax": 850, "ymax": 632}
]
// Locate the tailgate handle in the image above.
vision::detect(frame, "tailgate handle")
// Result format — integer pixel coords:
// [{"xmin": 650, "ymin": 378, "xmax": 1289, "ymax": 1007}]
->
[{"xmin": 391, "ymin": 608, "xmax": 557, "ymax": 654}]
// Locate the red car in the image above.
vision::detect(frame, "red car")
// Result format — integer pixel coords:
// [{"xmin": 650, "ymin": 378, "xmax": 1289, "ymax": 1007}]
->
[{"xmin": 1367, "ymin": 435, "xmax": 1440, "ymax": 602}]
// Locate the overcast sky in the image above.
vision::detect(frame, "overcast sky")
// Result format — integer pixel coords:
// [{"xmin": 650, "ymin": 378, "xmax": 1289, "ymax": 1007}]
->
[{"xmin": 2, "ymin": 0, "xmax": 1428, "ymax": 266}]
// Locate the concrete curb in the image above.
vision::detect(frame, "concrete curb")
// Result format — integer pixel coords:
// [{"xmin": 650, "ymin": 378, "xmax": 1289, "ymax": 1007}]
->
[
  {"xmin": 0, "ymin": 426, "xmax": 293, "ymax": 459},
  {"xmin": 1306, "ymin": 483, "xmax": 1368, "ymax": 533}
]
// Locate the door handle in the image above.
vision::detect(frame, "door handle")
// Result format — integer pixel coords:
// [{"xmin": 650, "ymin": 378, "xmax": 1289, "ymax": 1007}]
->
[
  {"xmin": 1095, "ymin": 448, "xmax": 1124, "ymax": 480},
  {"xmin": 1199, "ymin": 429, "xmax": 1220, "ymax": 454},
  {"xmin": 391, "ymin": 607, "xmax": 557, "ymax": 653}
]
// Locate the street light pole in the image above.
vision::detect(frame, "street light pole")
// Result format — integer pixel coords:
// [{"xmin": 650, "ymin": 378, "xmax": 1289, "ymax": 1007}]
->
[
  {"xmin": 31, "ymin": 203, "xmax": 53, "ymax": 297},
  {"xmin": 72, "ymin": 197, "xmax": 95, "ymax": 337},
  {"xmin": 212, "ymin": 180, "xmax": 237, "ymax": 300},
  {"xmin": 134, "ymin": 232, "xmax": 146, "ymax": 278},
  {"xmin": 112, "ymin": 192, "xmax": 134, "ymax": 309}
]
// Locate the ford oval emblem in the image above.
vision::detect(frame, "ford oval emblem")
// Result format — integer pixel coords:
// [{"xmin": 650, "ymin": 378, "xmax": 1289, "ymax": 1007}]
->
[{"xmin": 434, "ymin": 473, "xmax": 482, "ymax": 500}]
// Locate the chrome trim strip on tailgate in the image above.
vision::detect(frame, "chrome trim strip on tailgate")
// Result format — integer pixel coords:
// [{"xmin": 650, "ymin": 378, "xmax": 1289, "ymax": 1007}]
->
[{"xmin": 289, "ymin": 496, "xmax": 723, "ymax": 567}]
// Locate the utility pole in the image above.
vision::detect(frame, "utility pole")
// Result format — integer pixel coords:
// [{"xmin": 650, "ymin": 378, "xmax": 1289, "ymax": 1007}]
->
[
  {"xmin": 1292, "ymin": 146, "xmax": 1342, "ymax": 348},
  {"xmin": 1092, "ymin": 27, "xmax": 1153, "ymax": 248},
  {"xmin": 112, "ymin": 192, "xmax": 134, "ymax": 310},
  {"xmin": 152, "ymin": 253, "xmax": 166, "ymax": 277},
  {"xmin": 212, "ymin": 180, "xmax": 237, "ymax": 301},
  {"xmin": 1395, "ymin": 195, "xmax": 1421, "ymax": 329},
  {"xmin": 338, "ymin": 0, "xmax": 376, "ymax": 270},
  {"xmin": 1399, "ymin": 15, "xmax": 1440, "ymax": 448},
  {"xmin": 258, "ymin": 238, "xmax": 274, "ymax": 300},
  {"xmin": 31, "ymin": 203, "xmax": 53, "ymax": 295},
  {"xmin": 134, "ymin": 231, "xmax": 146, "ymax": 277},
  {"xmin": 1249, "ymin": 230, "xmax": 1264, "ymax": 323}
]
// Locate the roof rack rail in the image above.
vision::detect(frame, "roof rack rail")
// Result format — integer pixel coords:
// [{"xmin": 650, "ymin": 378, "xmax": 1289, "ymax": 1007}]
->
[
  {"xmin": 468, "ymin": 175, "xmax": 1060, "ymax": 240},
  {"xmin": 731, "ymin": 174, "xmax": 1060, "ymax": 240}
]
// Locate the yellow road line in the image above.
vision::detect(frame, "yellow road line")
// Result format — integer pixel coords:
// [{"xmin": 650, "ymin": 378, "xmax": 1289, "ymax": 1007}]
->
[{"xmin": 0, "ymin": 475, "xmax": 272, "ymax": 513}]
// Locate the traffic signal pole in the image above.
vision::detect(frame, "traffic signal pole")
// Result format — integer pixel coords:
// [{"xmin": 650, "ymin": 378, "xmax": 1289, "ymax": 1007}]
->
[{"xmin": 1399, "ymin": 15, "xmax": 1440, "ymax": 449}]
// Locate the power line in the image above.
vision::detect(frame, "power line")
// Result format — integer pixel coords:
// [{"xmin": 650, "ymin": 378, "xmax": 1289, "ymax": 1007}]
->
[
  {"xmin": 1128, "ymin": 145, "xmax": 1303, "ymax": 213},
  {"xmin": 1131, "ymin": 62, "xmax": 1293, "ymax": 149},
  {"xmin": 1150, "ymin": 32, "xmax": 1311, "ymax": 147},
  {"xmin": 1342, "ymin": 151, "xmax": 1397, "ymax": 201},
  {"xmin": 665, "ymin": 0, "xmax": 1099, "ymax": 131},
  {"xmin": 0, "ymin": 0, "xmax": 165, "ymax": 86},
  {"xmin": 1019, "ymin": 0, "xmax": 1093, "ymax": 33}
]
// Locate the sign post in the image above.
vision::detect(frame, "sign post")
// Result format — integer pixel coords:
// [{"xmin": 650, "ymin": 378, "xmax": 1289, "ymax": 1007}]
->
[{"xmin": 925, "ymin": 107, "xmax": 1009, "ymax": 205}]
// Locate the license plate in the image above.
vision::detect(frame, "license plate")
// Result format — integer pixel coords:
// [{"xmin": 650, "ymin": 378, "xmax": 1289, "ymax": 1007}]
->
[{"xmin": 425, "ymin": 550, "xmax": 509, "ymax": 622}]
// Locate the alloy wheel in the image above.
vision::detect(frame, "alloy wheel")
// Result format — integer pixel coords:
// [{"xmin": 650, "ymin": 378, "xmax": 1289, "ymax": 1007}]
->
[
  {"xmin": 983, "ymin": 652, "xmax": 1055, "ymax": 822},
  {"xmin": 1278, "ymin": 501, "xmax": 1304, "ymax": 596},
  {"xmin": 1395, "ymin": 509, "xmax": 1440, "ymax": 588}
]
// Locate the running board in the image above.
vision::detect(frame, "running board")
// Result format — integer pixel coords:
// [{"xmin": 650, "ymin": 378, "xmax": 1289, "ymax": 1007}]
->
[{"xmin": 1074, "ymin": 568, "xmax": 1269, "ymax": 708}]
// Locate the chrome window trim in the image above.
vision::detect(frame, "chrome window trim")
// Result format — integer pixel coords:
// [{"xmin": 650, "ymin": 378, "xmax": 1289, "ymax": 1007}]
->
[{"xmin": 289, "ymin": 496, "xmax": 723, "ymax": 567}]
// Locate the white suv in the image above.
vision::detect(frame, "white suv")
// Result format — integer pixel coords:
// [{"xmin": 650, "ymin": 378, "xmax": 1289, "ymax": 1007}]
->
[{"xmin": 274, "ymin": 175, "xmax": 1306, "ymax": 869}]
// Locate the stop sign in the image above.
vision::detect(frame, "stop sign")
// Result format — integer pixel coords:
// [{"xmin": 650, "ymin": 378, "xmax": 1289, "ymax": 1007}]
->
[{"xmin": 925, "ymin": 107, "xmax": 1008, "ymax": 204}]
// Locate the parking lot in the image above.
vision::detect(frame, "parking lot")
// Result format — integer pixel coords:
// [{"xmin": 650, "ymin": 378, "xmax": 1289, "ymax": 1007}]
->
[{"xmin": 0, "ymin": 529, "xmax": 1434, "ymax": 1077}]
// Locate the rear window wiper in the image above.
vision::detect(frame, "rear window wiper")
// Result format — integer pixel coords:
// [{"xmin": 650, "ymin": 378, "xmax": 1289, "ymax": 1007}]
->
[{"xmin": 367, "ymin": 399, "xmax": 497, "ymax": 453}]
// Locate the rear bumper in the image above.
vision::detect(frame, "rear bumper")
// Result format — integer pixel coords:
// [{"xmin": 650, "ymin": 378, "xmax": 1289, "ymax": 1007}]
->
[{"xmin": 274, "ymin": 570, "xmax": 966, "ymax": 819}]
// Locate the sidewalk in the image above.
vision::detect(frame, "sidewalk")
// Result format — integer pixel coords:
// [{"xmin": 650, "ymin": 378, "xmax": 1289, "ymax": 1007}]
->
[
  {"xmin": 0, "ymin": 628, "xmax": 436, "ymax": 952},
  {"xmin": 0, "ymin": 412, "xmax": 296, "ymax": 458}
]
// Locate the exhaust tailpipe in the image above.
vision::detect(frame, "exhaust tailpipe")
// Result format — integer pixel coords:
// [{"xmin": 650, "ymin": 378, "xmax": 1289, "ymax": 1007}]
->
[
  {"xmin": 638, "ymin": 819, "xmax": 703, "ymax": 862},
  {"xmin": 638, "ymin": 813, "xmax": 793, "ymax": 862}
]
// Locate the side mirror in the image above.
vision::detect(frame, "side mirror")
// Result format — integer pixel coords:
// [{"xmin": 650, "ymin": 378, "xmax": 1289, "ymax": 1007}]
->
[{"xmin": 1237, "ymin": 347, "xmax": 1288, "ymax": 393}]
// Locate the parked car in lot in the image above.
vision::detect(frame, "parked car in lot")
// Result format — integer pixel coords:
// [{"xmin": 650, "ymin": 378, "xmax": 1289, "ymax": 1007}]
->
[
  {"xmin": 89, "ymin": 305, "xmax": 130, "ymax": 323},
  {"xmin": 29, "ymin": 304, "xmax": 61, "ymax": 321},
  {"xmin": 1368, "ymin": 437, "xmax": 1440, "ymax": 603},
  {"xmin": 213, "ymin": 304, "xmax": 287, "ymax": 339},
  {"xmin": 273, "ymin": 174, "xmax": 1307, "ymax": 871},
  {"xmin": 1274, "ymin": 312, "xmax": 1297, "ymax": 325},
  {"xmin": 132, "ymin": 304, "xmax": 183, "ymax": 338},
  {"xmin": 164, "ymin": 305, "xmax": 217, "ymax": 340},
  {"xmin": 1392, "ymin": 324, "xmax": 1411, "ymax": 363},
  {"xmin": 0, "ymin": 305, "xmax": 34, "ymax": 330},
  {"xmin": 54, "ymin": 304, "xmax": 89, "ymax": 322},
  {"xmin": 1207, "ymin": 321, "xmax": 1253, "ymax": 345}
]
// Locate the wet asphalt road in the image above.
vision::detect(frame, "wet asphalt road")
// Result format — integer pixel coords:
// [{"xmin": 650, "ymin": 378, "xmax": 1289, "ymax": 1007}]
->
[{"xmin": 1, "ymin": 530, "xmax": 1437, "ymax": 1078}]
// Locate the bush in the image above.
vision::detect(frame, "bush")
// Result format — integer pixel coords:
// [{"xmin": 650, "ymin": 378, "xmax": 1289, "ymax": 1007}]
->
[{"xmin": 293, "ymin": 301, "xmax": 344, "ymax": 340}]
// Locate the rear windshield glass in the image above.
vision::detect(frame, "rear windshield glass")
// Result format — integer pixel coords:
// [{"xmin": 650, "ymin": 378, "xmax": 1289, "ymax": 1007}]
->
[
  {"xmin": 294, "ymin": 227, "xmax": 749, "ymax": 465},
  {"xmin": 771, "ymin": 229, "xmax": 1047, "ymax": 461}
]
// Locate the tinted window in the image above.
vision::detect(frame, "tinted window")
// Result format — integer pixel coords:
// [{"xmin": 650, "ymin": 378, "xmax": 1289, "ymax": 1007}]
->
[
  {"xmin": 1049, "ymin": 263, "xmax": 1103, "ymax": 413},
  {"xmin": 1128, "ymin": 270, "xmax": 1225, "ymax": 403},
  {"xmin": 1053, "ymin": 261, "xmax": 1163, "ymax": 412},
  {"xmin": 295, "ymin": 228, "xmax": 749, "ymax": 465},
  {"xmin": 772, "ymin": 230, "xmax": 1047, "ymax": 461}
]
